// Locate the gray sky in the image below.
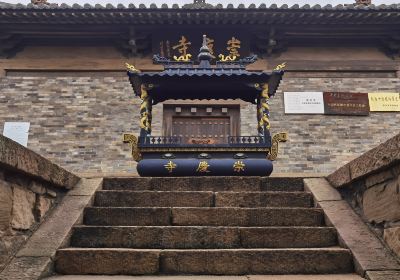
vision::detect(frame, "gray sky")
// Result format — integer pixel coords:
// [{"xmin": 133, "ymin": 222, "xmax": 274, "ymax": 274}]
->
[{"xmin": 4, "ymin": 0, "xmax": 399, "ymax": 6}]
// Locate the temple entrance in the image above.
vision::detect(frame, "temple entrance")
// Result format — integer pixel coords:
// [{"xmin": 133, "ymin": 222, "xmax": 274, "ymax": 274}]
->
[{"xmin": 163, "ymin": 104, "xmax": 240, "ymax": 145}]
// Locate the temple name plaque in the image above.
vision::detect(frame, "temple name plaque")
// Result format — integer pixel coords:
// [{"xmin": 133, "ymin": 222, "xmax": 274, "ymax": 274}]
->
[
  {"xmin": 284, "ymin": 92, "xmax": 324, "ymax": 114},
  {"xmin": 323, "ymin": 92, "xmax": 369, "ymax": 116},
  {"xmin": 368, "ymin": 93, "xmax": 400, "ymax": 112},
  {"xmin": 3, "ymin": 122, "xmax": 30, "ymax": 147}
]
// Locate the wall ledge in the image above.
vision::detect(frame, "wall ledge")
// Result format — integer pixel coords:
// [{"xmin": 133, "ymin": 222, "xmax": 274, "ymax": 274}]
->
[
  {"xmin": 0, "ymin": 135, "xmax": 80, "ymax": 189},
  {"xmin": 327, "ymin": 133, "xmax": 400, "ymax": 188}
]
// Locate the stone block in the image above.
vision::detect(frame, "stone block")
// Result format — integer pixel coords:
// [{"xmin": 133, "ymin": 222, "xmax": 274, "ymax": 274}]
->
[
  {"xmin": 11, "ymin": 185, "xmax": 36, "ymax": 230},
  {"xmin": 362, "ymin": 180, "xmax": 400, "ymax": 223},
  {"xmin": 55, "ymin": 248, "xmax": 159, "ymax": 275},
  {"xmin": 84, "ymin": 207, "xmax": 171, "ymax": 226},
  {"xmin": 366, "ymin": 271, "xmax": 400, "ymax": 280},
  {"xmin": 0, "ymin": 256, "xmax": 52, "ymax": 280},
  {"xmin": 29, "ymin": 181, "xmax": 46, "ymax": 195},
  {"xmin": 349, "ymin": 133, "xmax": 400, "ymax": 181},
  {"xmin": 160, "ymin": 248, "xmax": 353, "ymax": 274},
  {"xmin": 365, "ymin": 170, "xmax": 394, "ymax": 188},
  {"xmin": 384, "ymin": 227, "xmax": 400, "ymax": 258},
  {"xmin": 327, "ymin": 164, "xmax": 351, "ymax": 188},
  {"xmin": 0, "ymin": 179, "xmax": 13, "ymax": 231},
  {"xmin": 215, "ymin": 192, "xmax": 312, "ymax": 208},
  {"xmin": 304, "ymin": 178, "xmax": 342, "ymax": 202},
  {"xmin": 95, "ymin": 191, "xmax": 214, "ymax": 208},
  {"xmin": 36, "ymin": 196, "xmax": 53, "ymax": 221},
  {"xmin": 172, "ymin": 208, "xmax": 324, "ymax": 227}
]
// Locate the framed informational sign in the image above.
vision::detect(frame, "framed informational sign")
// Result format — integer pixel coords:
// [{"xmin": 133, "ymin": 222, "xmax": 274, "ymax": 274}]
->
[
  {"xmin": 284, "ymin": 92, "xmax": 324, "ymax": 114},
  {"xmin": 368, "ymin": 93, "xmax": 400, "ymax": 112},
  {"xmin": 323, "ymin": 92, "xmax": 369, "ymax": 116},
  {"xmin": 3, "ymin": 122, "xmax": 30, "ymax": 147}
]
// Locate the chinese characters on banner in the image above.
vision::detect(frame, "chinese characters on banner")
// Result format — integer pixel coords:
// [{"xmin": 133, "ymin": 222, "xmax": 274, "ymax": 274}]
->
[
  {"xmin": 323, "ymin": 92, "xmax": 369, "ymax": 116},
  {"xmin": 284, "ymin": 92, "xmax": 400, "ymax": 115},
  {"xmin": 159, "ymin": 35, "xmax": 242, "ymax": 62},
  {"xmin": 368, "ymin": 93, "xmax": 400, "ymax": 112}
]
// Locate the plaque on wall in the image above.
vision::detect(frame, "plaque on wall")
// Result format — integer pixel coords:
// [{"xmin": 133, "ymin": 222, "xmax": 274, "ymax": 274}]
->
[
  {"xmin": 368, "ymin": 93, "xmax": 400, "ymax": 112},
  {"xmin": 3, "ymin": 122, "xmax": 30, "ymax": 147},
  {"xmin": 323, "ymin": 92, "xmax": 369, "ymax": 116},
  {"xmin": 284, "ymin": 92, "xmax": 324, "ymax": 114}
]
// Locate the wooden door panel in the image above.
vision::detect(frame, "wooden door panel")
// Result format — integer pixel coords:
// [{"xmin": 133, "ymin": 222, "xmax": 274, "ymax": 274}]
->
[{"xmin": 172, "ymin": 116, "xmax": 230, "ymax": 144}]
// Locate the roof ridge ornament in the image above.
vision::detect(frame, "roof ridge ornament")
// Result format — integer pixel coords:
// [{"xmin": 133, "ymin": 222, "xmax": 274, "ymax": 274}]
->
[
  {"xmin": 198, "ymin": 34, "xmax": 213, "ymax": 68},
  {"xmin": 355, "ymin": 0, "xmax": 372, "ymax": 6},
  {"xmin": 182, "ymin": 0, "xmax": 214, "ymax": 9},
  {"xmin": 31, "ymin": 0, "xmax": 49, "ymax": 5}
]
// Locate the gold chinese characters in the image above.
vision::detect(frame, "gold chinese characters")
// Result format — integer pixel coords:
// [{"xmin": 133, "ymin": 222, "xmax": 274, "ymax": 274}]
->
[
  {"xmin": 233, "ymin": 161, "xmax": 245, "ymax": 173},
  {"xmin": 159, "ymin": 35, "xmax": 242, "ymax": 62},
  {"xmin": 196, "ymin": 161, "xmax": 210, "ymax": 173},
  {"xmin": 164, "ymin": 160, "xmax": 177, "ymax": 173}
]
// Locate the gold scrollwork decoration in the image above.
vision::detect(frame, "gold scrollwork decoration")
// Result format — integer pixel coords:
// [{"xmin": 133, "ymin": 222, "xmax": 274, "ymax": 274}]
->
[
  {"xmin": 218, "ymin": 54, "xmax": 237, "ymax": 62},
  {"xmin": 123, "ymin": 133, "xmax": 142, "ymax": 162},
  {"xmin": 274, "ymin": 62, "xmax": 287, "ymax": 71},
  {"xmin": 125, "ymin": 63, "xmax": 141, "ymax": 73},
  {"xmin": 173, "ymin": 54, "xmax": 192, "ymax": 62},
  {"xmin": 267, "ymin": 132, "xmax": 288, "ymax": 161}
]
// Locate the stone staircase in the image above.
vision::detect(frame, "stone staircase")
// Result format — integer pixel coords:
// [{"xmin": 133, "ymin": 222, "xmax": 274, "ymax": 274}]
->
[{"xmin": 55, "ymin": 177, "xmax": 354, "ymax": 275}]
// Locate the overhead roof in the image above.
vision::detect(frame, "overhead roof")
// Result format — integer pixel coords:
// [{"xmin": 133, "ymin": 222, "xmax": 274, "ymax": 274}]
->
[
  {"xmin": 1, "ymin": 2, "xmax": 400, "ymax": 10},
  {"xmin": 0, "ymin": 2, "xmax": 400, "ymax": 24}
]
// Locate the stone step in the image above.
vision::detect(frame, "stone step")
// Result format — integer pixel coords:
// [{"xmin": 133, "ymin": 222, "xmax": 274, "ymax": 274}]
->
[
  {"xmin": 70, "ymin": 226, "xmax": 337, "ymax": 249},
  {"xmin": 215, "ymin": 192, "xmax": 313, "ymax": 208},
  {"xmin": 102, "ymin": 177, "xmax": 304, "ymax": 192},
  {"xmin": 55, "ymin": 248, "xmax": 353, "ymax": 275},
  {"xmin": 94, "ymin": 191, "xmax": 214, "ymax": 207},
  {"xmin": 83, "ymin": 207, "xmax": 325, "ymax": 227},
  {"xmin": 94, "ymin": 191, "xmax": 313, "ymax": 208}
]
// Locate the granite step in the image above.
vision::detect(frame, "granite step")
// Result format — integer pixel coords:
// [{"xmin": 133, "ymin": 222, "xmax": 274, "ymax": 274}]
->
[
  {"xmin": 102, "ymin": 177, "xmax": 304, "ymax": 192},
  {"xmin": 94, "ymin": 191, "xmax": 214, "ymax": 207},
  {"xmin": 70, "ymin": 226, "xmax": 337, "ymax": 249},
  {"xmin": 55, "ymin": 248, "xmax": 353, "ymax": 275},
  {"xmin": 83, "ymin": 207, "xmax": 325, "ymax": 227},
  {"xmin": 94, "ymin": 191, "xmax": 313, "ymax": 208},
  {"xmin": 215, "ymin": 192, "xmax": 313, "ymax": 208}
]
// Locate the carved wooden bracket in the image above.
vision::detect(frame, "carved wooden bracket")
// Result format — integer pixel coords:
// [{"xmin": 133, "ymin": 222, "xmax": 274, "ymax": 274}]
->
[
  {"xmin": 116, "ymin": 28, "xmax": 152, "ymax": 58},
  {"xmin": 381, "ymin": 36, "xmax": 400, "ymax": 60},
  {"xmin": 253, "ymin": 28, "xmax": 287, "ymax": 58},
  {"xmin": 0, "ymin": 34, "xmax": 24, "ymax": 59}
]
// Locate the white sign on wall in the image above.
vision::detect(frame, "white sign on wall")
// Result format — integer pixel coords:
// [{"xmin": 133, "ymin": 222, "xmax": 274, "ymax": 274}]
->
[
  {"xmin": 284, "ymin": 92, "xmax": 325, "ymax": 114},
  {"xmin": 3, "ymin": 122, "xmax": 30, "ymax": 147}
]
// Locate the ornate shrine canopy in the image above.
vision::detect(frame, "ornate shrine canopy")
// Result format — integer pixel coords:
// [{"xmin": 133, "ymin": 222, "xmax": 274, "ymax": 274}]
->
[{"xmin": 127, "ymin": 53, "xmax": 284, "ymax": 104}]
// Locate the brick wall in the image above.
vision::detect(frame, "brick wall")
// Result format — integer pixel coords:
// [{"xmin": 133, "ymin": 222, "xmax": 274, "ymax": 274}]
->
[{"xmin": 0, "ymin": 74, "xmax": 399, "ymax": 174}]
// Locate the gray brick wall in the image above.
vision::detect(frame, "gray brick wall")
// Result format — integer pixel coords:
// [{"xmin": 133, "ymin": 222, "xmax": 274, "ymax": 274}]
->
[{"xmin": 0, "ymin": 75, "xmax": 399, "ymax": 175}]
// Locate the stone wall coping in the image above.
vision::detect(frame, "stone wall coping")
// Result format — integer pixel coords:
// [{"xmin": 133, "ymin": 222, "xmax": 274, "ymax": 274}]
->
[
  {"xmin": 327, "ymin": 133, "xmax": 400, "ymax": 188},
  {"xmin": 0, "ymin": 135, "xmax": 80, "ymax": 189}
]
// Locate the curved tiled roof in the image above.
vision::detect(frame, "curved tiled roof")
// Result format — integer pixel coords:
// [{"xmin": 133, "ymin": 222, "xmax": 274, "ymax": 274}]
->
[{"xmin": 0, "ymin": 2, "xmax": 400, "ymax": 10}]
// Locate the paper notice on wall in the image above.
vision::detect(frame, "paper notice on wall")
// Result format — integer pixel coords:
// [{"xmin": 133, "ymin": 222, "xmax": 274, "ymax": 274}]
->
[
  {"xmin": 3, "ymin": 122, "xmax": 30, "ymax": 147},
  {"xmin": 284, "ymin": 92, "xmax": 324, "ymax": 114},
  {"xmin": 368, "ymin": 93, "xmax": 400, "ymax": 112}
]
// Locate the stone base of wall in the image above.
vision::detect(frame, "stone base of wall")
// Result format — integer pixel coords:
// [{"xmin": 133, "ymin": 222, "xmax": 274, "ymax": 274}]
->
[
  {"xmin": 328, "ymin": 133, "xmax": 400, "ymax": 259},
  {"xmin": 0, "ymin": 169, "xmax": 62, "ymax": 271}
]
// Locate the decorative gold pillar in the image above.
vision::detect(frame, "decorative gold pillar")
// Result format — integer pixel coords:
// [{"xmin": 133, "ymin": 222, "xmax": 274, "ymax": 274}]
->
[{"xmin": 139, "ymin": 84, "xmax": 152, "ymax": 137}]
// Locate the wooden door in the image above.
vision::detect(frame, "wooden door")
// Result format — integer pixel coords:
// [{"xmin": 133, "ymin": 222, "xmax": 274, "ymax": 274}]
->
[{"xmin": 172, "ymin": 116, "xmax": 230, "ymax": 144}]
